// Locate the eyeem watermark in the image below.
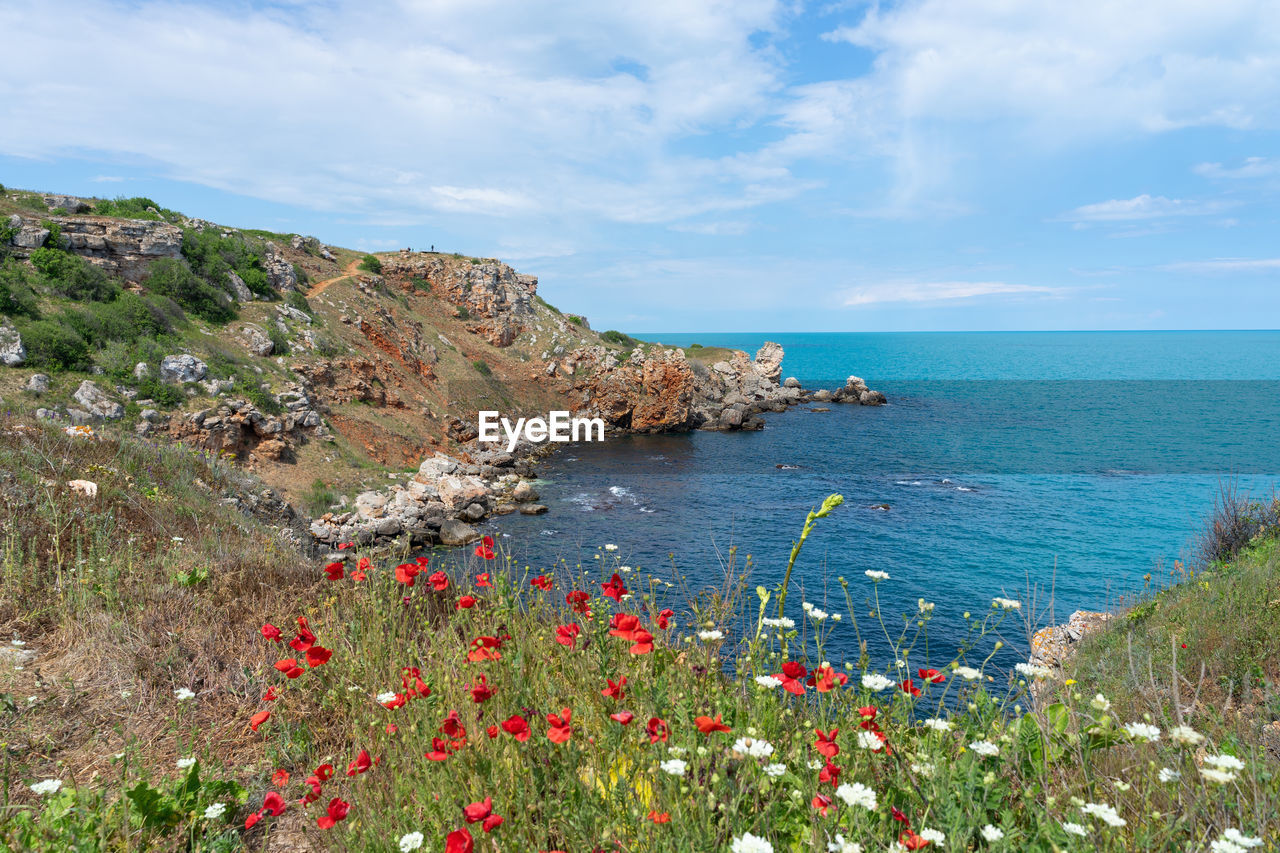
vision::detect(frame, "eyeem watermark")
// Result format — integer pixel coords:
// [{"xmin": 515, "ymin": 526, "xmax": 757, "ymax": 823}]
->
[{"xmin": 478, "ymin": 411, "xmax": 605, "ymax": 452}]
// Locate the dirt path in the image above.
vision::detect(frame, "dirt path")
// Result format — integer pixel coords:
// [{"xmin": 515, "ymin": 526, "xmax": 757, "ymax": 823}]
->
[{"xmin": 307, "ymin": 257, "xmax": 362, "ymax": 298}]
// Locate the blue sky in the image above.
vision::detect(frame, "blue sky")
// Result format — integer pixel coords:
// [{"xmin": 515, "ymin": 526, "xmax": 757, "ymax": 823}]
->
[{"xmin": 2, "ymin": 0, "xmax": 1279, "ymax": 332}]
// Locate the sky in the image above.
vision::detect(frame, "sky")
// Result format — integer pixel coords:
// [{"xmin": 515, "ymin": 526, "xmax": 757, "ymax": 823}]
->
[{"xmin": 2, "ymin": 0, "xmax": 1279, "ymax": 333}]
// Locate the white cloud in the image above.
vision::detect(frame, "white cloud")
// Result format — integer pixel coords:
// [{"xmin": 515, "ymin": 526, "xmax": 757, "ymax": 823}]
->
[
  {"xmin": 1062, "ymin": 194, "xmax": 1224, "ymax": 222},
  {"xmin": 1160, "ymin": 257, "xmax": 1280, "ymax": 273},
  {"xmin": 89, "ymin": 175, "xmax": 124, "ymax": 182},
  {"xmin": 840, "ymin": 281, "xmax": 1058, "ymax": 306},
  {"xmin": 1194, "ymin": 157, "xmax": 1280, "ymax": 179}
]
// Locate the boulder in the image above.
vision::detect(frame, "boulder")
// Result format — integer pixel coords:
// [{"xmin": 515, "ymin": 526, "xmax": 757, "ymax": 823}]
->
[
  {"xmin": 133, "ymin": 362, "xmax": 150, "ymax": 380},
  {"xmin": 438, "ymin": 519, "xmax": 480, "ymax": 546},
  {"xmin": 355, "ymin": 491, "xmax": 389, "ymax": 520},
  {"xmin": 783, "ymin": 376, "xmax": 801, "ymax": 389},
  {"xmin": 437, "ymin": 474, "xmax": 489, "ymax": 510},
  {"xmin": 263, "ymin": 244, "xmax": 298, "ymax": 292},
  {"xmin": 859, "ymin": 389, "xmax": 887, "ymax": 406},
  {"xmin": 415, "ymin": 452, "xmax": 459, "ymax": 481},
  {"xmin": 811, "ymin": 389, "xmax": 833, "ymax": 402},
  {"xmin": 278, "ymin": 304, "xmax": 311, "ymax": 325},
  {"xmin": 517, "ymin": 503, "xmax": 548, "ymax": 515},
  {"xmin": 237, "ymin": 324, "xmax": 274, "ymax": 356},
  {"xmin": 718, "ymin": 407, "xmax": 744, "ymax": 428},
  {"xmin": 511, "ymin": 480, "xmax": 540, "ymax": 502},
  {"xmin": 225, "ymin": 271, "xmax": 254, "ymax": 302},
  {"xmin": 160, "ymin": 354, "xmax": 208, "ymax": 384},
  {"xmin": 43, "ymin": 195, "xmax": 90, "ymax": 214},
  {"xmin": 753, "ymin": 341, "xmax": 784, "ymax": 384},
  {"xmin": 24, "ymin": 373, "xmax": 49, "ymax": 394},
  {"xmin": 13, "ymin": 225, "xmax": 50, "ymax": 249},
  {"xmin": 460, "ymin": 502, "xmax": 486, "ymax": 521},
  {"xmin": 0, "ymin": 322, "xmax": 26, "ymax": 366},
  {"xmin": 72, "ymin": 380, "xmax": 124, "ymax": 420}
]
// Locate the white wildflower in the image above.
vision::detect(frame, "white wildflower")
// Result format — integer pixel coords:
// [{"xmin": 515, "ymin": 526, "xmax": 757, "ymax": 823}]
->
[
  {"xmin": 1090, "ymin": 694, "xmax": 1112, "ymax": 712},
  {"xmin": 802, "ymin": 602, "xmax": 814, "ymax": 612},
  {"xmin": 604, "ymin": 543, "xmax": 618, "ymax": 551},
  {"xmin": 698, "ymin": 630, "xmax": 724, "ymax": 642},
  {"xmin": 1204, "ymin": 753, "xmax": 1245, "ymax": 771},
  {"xmin": 980, "ymin": 825, "xmax": 1004, "ymax": 842},
  {"xmin": 808, "ymin": 758, "xmax": 825, "ymax": 770},
  {"xmin": 809, "ymin": 608, "xmax": 829, "ymax": 621},
  {"xmin": 1062, "ymin": 822, "xmax": 1088, "ymax": 837},
  {"xmin": 659, "ymin": 758, "xmax": 687, "ymax": 776},
  {"xmin": 733, "ymin": 738, "xmax": 775, "ymax": 759},
  {"xmin": 731, "ymin": 832, "xmax": 774, "ymax": 853},
  {"xmin": 1200, "ymin": 766, "xmax": 1238, "ymax": 784},
  {"xmin": 856, "ymin": 730, "xmax": 884, "ymax": 751},
  {"xmin": 1168, "ymin": 725, "xmax": 1205, "ymax": 746},
  {"xmin": 30, "ymin": 779, "xmax": 62, "ymax": 796},
  {"xmin": 667, "ymin": 746, "xmax": 687, "ymax": 756},
  {"xmin": 1081, "ymin": 802, "xmax": 1126, "ymax": 827},
  {"xmin": 864, "ymin": 570, "xmax": 890, "ymax": 580},
  {"xmin": 861, "ymin": 673, "xmax": 895, "ymax": 691},
  {"xmin": 399, "ymin": 831, "xmax": 425, "ymax": 852},
  {"xmin": 762, "ymin": 763, "xmax": 786, "ymax": 777},
  {"xmin": 203, "ymin": 802, "xmax": 227, "ymax": 820},
  {"xmin": 922, "ymin": 717, "xmax": 951, "ymax": 732},
  {"xmin": 1158, "ymin": 767, "xmax": 1181, "ymax": 783},
  {"xmin": 1015, "ymin": 662, "xmax": 1051, "ymax": 679},
  {"xmin": 953, "ymin": 665, "xmax": 981, "ymax": 681},
  {"xmin": 1123, "ymin": 722, "xmax": 1161, "ymax": 741},
  {"xmin": 376, "ymin": 691, "xmax": 398, "ymax": 704},
  {"xmin": 762, "ymin": 617, "xmax": 794, "ymax": 629},
  {"xmin": 918, "ymin": 599, "xmax": 935, "ymax": 613},
  {"xmin": 754, "ymin": 675, "xmax": 782, "ymax": 689},
  {"xmin": 1210, "ymin": 841, "xmax": 1246, "ymax": 853},
  {"xmin": 969, "ymin": 740, "xmax": 1000, "ymax": 757},
  {"xmin": 920, "ymin": 828, "xmax": 945, "ymax": 844},
  {"xmin": 1222, "ymin": 828, "xmax": 1263, "ymax": 848},
  {"xmin": 834, "ymin": 782, "xmax": 877, "ymax": 811},
  {"xmin": 173, "ymin": 688, "xmax": 195, "ymax": 701},
  {"xmin": 992, "ymin": 597, "xmax": 1021, "ymax": 610},
  {"xmin": 176, "ymin": 757, "xmax": 196, "ymax": 769},
  {"xmin": 910, "ymin": 762, "xmax": 936, "ymax": 778},
  {"xmin": 827, "ymin": 835, "xmax": 862, "ymax": 853}
]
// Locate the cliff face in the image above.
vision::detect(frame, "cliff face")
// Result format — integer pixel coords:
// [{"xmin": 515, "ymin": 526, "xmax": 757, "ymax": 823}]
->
[{"xmin": 5, "ymin": 212, "xmax": 184, "ymax": 282}]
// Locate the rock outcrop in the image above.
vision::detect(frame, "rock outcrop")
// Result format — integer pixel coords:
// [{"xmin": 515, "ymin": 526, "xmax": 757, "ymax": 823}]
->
[
  {"xmin": 1030, "ymin": 610, "xmax": 1112, "ymax": 670},
  {"xmin": 72, "ymin": 381, "xmax": 124, "ymax": 421},
  {"xmin": 0, "ymin": 322, "xmax": 26, "ymax": 367},
  {"xmin": 160, "ymin": 354, "xmax": 208, "ymax": 384},
  {"xmin": 164, "ymin": 395, "xmax": 326, "ymax": 464},
  {"xmin": 3, "ymin": 214, "xmax": 183, "ymax": 282},
  {"xmin": 381, "ymin": 255, "xmax": 538, "ymax": 347}
]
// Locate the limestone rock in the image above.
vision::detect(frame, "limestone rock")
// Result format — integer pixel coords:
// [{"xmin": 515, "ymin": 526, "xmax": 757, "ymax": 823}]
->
[
  {"xmin": 439, "ymin": 519, "xmax": 480, "ymax": 546},
  {"xmin": 783, "ymin": 376, "xmax": 801, "ymax": 389},
  {"xmin": 0, "ymin": 322, "xmax": 26, "ymax": 366},
  {"xmin": 437, "ymin": 474, "xmax": 489, "ymax": 510},
  {"xmin": 72, "ymin": 381, "xmax": 124, "ymax": 420},
  {"xmin": 24, "ymin": 373, "xmax": 49, "ymax": 394},
  {"xmin": 237, "ymin": 323, "xmax": 274, "ymax": 356},
  {"xmin": 355, "ymin": 491, "xmax": 389, "ymax": 520},
  {"xmin": 225, "ymin": 271, "xmax": 254, "ymax": 302},
  {"xmin": 263, "ymin": 244, "xmax": 298, "ymax": 292},
  {"xmin": 517, "ymin": 503, "xmax": 548, "ymax": 515},
  {"xmin": 512, "ymin": 480, "xmax": 540, "ymax": 502},
  {"xmin": 160, "ymin": 354, "xmax": 208, "ymax": 384},
  {"xmin": 753, "ymin": 341, "xmax": 784, "ymax": 384},
  {"xmin": 43, "ymin": 195, "xmax": 90, "ymax": 214}
]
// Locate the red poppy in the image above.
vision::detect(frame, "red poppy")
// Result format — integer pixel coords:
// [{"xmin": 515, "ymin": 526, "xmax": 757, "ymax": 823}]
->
[
  {"xmin": 415, "ymin": 555, "xmax": 430, "ymax": 567},
  {"xmin": 814, "ymin": 729, "xmax": 840, "ymax": 758},
  {"xmin": 271, "ymin": 768, "xmax": 289, "ymax": 786},
  {"xmin": 289, "ymin": 620, "xmax": 315, "ymax": 653},
  {"xmin": 402, "ymin": 667, "xmax": 432, "ymax": 698},
  {"xmin": 395, "ymin": 563, "xmax": 420, "ymax": 586},
  {"xmin": 324, "ymin": 561, "xmax": 344, "ymax": 581},
  {"xmin": 351, "ymin": 570, "xmax": 367, "ymax": 582},
  {"xmin": 610, "ymin": 711, "xmax": 635, "ymax": 725},
  {"xmin": 648, "ymin": 810, "xmax": 671, "ymax": 823},
  {"xmin": 608, "ymin": 614, "xmax": 653, "ymax": 653},
  {"xmin": 440, "ymin": 710, "xmax": 467, "ymax": 739},
  {"xmin": 244, "ymin": 790, "xmax": 287, "ymax": 829},
  {"xmin": 900, "ymin": 679, "xmax": 922, "ymax": 697},
  {"xmin": 482, "ymin": 815, "xmax": 503, "ymax": 832},
  {"xmin": 426, "ymin": 737, "xmax": 452, "ymax": 761},
  {"xmin": 381, "ymin": 692, "xmax": 407, "ymax": 709},
  {"xmin": 386, "ymin": 723, "xmax": 398, "ymax": 735},
  {"xmin": 656, "ymin": 608, "xmax": 674, "ymax": 629},
  {"xmin": 695, "ymin": 714, "xmax": 732, "ymax": 735},
  {"xmin": 856, "ymin": 706, "xmax": 878, "ymax": 728},
  {"xmin": 918, "ymin": 668, "xmax": 946, "ymax": 684},
  {"xmin": 601, "ymin": 573, "xmax": 628, "ymax": 602},
  {"xmin": 565, "ymin": 590, "xmax": 591, "ymax": 615},
  {"xmin": 314, "ymin": 764, "xmax": 334, "ymax": 782},
  {"xmin": 468, "ymin": 675, "xmax": 494, "ymax": 703},
  {"xmin": 892, "ymin": 806, "xmax": 910, "ymax": 825},
  {"xmin": 808, "ymin": 665, "xmax": 849, "ymax": 692},
  {"xmin": 501, "ymin": 714, "xmax": 531, "ymax": 741},
  {"xmin": 337, "ymin": 541, "xmax": 355, "ymax": 550},
  {"xmin": 811, "ymin": 793, "xmax": 833, "ymax": 816},
  {"xmin": 628, "ymin": 629, "xmax": 654, "ymax": 655},
  {"xmin": 475, "ymin": 535, "xmax": 496, "ymax": 560},
  {"xmin": 487, "ymin": 725, "xmax": 498, "ymax": 738},
  {"xmin": 467, "ymin": 636, "xmax": 503, "ymax": 662},
  {"xmin": 357, "ymin": 556, "xmax": 372, "ymax": 571},
  {"xmin": 274, "ymin": 658, "xmax": 304, "ymax": 679},
  {"xmin": 546, "ymin": 708, "xmax": 572, "ymax": 743},
  {"xmin": 429, "ymin": 570, "xmax": 449, "ymax": 591},
  {"xmin": 530, "ymin": 574, "xmax": 553, "ymax": 591},
  {"xmin": 263, "ymin": 686, "xmax": 279, "ymax": 702},
  {"xmin": 462, "ymin": 797, "xmax": 494, "ymax": 824},
  {"xmin": 899, "ymin": 829, "xmax": 930, "ymax": 850},
  {"xmin": 457, "ymin": 595, "xmax": 477, "ymax": 610},
  {"xmin": 250, "ymin": 710, "xmax": 271, "ymax": 731},
  {"xmin": 316, "ymin": 797, "xmax": 349, "ymax": 829},
  {"xmin": 476, "ymin": 573, "xmax": 493, "ymax": 587},
  {"xmin": 775, "ymin": 661, "xmax": 808, "ymax": 694},
  {"xmin": 555, "ymin": 623, "xmax": 581, "ymax": 649},
  {"xmin": 305, "ymin": 646, "xmax": 332, "ymax": 668},
  {"xmin": 601, "ymin": 676, "xmax": 627, "ymax": 700},
  {"xmin": 819, "ymin": 761, "xmax": 841, "ymax": 787},
  {"xmin": 445, "ymin": 828, "xmax": 474, "ymax": 853},
  {"xmin": 647, "ymin": 717, "xmax": 670, "ymax": 744},
  {"xmin": 346, "ymin": 749, "xmax": 373, "ymax": 776},
  {"xmin": 261, "ymin": 623, "xmax": 282, "ymax": 642}
]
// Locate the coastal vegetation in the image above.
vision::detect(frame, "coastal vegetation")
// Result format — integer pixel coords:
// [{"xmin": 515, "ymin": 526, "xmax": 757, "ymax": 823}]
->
[{"xmin": 1, "ymin": 415, "xmax": 1276, "ymax": 851}]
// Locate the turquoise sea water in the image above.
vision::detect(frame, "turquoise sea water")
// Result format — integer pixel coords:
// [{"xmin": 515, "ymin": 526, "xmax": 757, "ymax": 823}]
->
[{"xmin": 482, "ymin": 332, "xmax": 1280, "ymax": 661}]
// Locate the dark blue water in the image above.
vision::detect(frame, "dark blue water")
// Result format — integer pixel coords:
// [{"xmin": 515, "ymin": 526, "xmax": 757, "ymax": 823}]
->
[{"xmin": 478, "ymin": 332, "xmax": 1280, "ymax": 660}]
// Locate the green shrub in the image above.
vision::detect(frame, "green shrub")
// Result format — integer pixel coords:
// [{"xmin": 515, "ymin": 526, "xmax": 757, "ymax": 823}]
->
[
  {"xmin": 358, "ymin": 254, "xmax": 382, "ymax": 274},
  {"xmin": 302, "ymin": 478, "xmax": 338, "ymax": 516},
  {"xmin": 0, "ymin": 259, "xmax": 42, "ymax": 318},
  {"xmin": 30, "ymin": 247, "xmax": 120, "ymax": 302},
  {"xmin": 132, "ymin": 376, "xmax": 185, "ymax": 407},
  {"xmin": 17, "ymin": 318, "xmax": 90, "ymax": 370},
  {"xmin": 266, "ymin": 324, "xmax": 290, "ymax": 356},
  {"xmin": 409, "ymin": 276, "xmax": 431, "ymax": 293},
  {"xmin": 239, "ymin": 379, "xmax": 282, "ymax": 415},
  {"xmin": 567, "ymin": 314, "xmax": 586, "ymax": 327},
  {"xmin": 67, "ymin": 292, "xmax": 176, "ymax": 346},
  {"xmin": 180, "ymin": 228, "xmax": 273, "ymax": 300},
  {"xmin": 144, "ymin": 259, "xmax": 235, "ymax": 323},
  {"xmin": 600, "ymin": 329, "xmax": 637, "ymax": 347},
  {"xmin": 92, "ymin": 196, "xmax": 181, "ymax": 222},
  {"xmin": 455, "ymin": 305, "xmax": 471, "ymax": 320},
  {"xmin": 284, "ymin": 290, "xmax": 313, "ymax": 316},
  {"xmin": 472, "ymin": 358, "xmax": 491, "ymax": 377}
]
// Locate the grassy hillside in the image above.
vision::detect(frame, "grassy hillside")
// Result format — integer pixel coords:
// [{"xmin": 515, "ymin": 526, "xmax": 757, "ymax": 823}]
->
[{"xmin": 1, "ymin": 411, "xmax": 1277, "ymax": 851}]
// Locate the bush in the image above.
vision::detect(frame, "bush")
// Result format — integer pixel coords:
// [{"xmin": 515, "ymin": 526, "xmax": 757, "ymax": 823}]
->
[
  {"xmin": 144, "ymin": 259, "xmax": 235, "ymax": 323},
  {"xmin": 92, "ymin": 196, "xmax": 181, "ymax": 222},
  {"xmin": 302, "ymin": 478, "xmax": 338, "ymax": 516},
  {"xmin": 284, "ymin": 290, "xmax": 312, "ymax": 316},
  {"xmin": 66, "ymin": 292, "xmax": 175, "ymax": 346},
  {"xmin": 180, "ymin": 228, "xmax": 273, "ymax": 300},
  {"xmin": 17, "ymin": 318, "xmax": 89, "ymax": 370},
  {"xmin": 358, "ymin": 254, "xmax": 382, "ymax": 274},
  {"xmin": 1198, "ymin": 482, "xmax": 1280, "ymax": 566},
  {"xmin": 30, "ymin": 248, "xmax": 120, "ymax": 302},
  {"xmin": 600, "ymin": 329, "xmax": 637, "ymax": 347},
  {"xmin": 266, "ymin": 324, "xmax": 290, "ymax": 356},
  {"xmin": 455, "ymin": 305, "xmax": 471, "ymax": 320},
  {"xmin": 472, "ymin": 358, "xmax": 491, "ymax": 377},
  {"xmin": 0, "ymin": 259, "xmax": 42, "ymax": 319},
  {"xmin": 567, "ymin": 313, "xmax": 586, "ymax": 327}
]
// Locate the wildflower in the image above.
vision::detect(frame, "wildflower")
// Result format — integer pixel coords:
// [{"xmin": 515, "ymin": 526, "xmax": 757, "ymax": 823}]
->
[
  {"xmin": 856, "ymin": 730, "xmax": 884, "ymax": 751},
  {"xmin": 305, "ymin": 646, "xmax": 332, "ymax": 667},
  {"xmin": 911, "ymin": 761, "xmax": 936, "ymax": 777},
  {"xmin": 731, "ymin": 833, "xmax": 774, "ymax": 853},
  {"xmin": 351, "ymin": 569, "xmax": 367, "ymax": 582},
  {"xmin": 969, "ymin": 740, "xmax": 1000, "ymax": 757},
  {"xmin": 467, "ymin": 635, "xmax": 504, "ymax": 662},
  {"xmin": 992, "ymin": 597, "xmax": 1021, "ymax": 610},
  {"xmin": 918, "ymin": 668, "xmax": 946, "ymax": 684},
  {"xmin": 174, "ymin": 688, "xmax": 195, "ymax": 701},
  {"xmin": 809, "ymin": 665, "xmax": 849, "ymax": 692},
  {"xmin": 566, "ymin": 590, "xmax": 591, "ymax": 615},
  {"xmin": 395, "ymin": 563, "xmax": 420, "ymax": 585},
  {"xmin": 1168, "ymin": 725, "xmax": 1204, "ymax": 746},
  {"xmin": 657, "ymin": 607, "xmax": 675, "ymax": 629},
  {"xmin": 555, "ymin": 623, "xmax": 581, "ymax": 648},
  {"xmin": 1205, "ymin": 753, "xmax": 1245, "ymax": 771},
  {"xmin": 474, "ymin": 535, "xmax": 496, "ymax": 560},
  {"xmin": 610, "ymin": 711, "xmax": 635, "ymax": 725},
  {"xmin": 462, "ymin": 797, "xmax": 504, "ymax": 832},
  {"xmin": 828, "ymin": 834, "xmax": 863, "ymax": 853},
  {"xmin": 835, "ymin": 782, "xmax": 877, "ymax": 811},
  {"xmin": 249, "ymin": 710, "xmax": 271, "ymax": 731},
  {"xmin": 814, "ymin": 729, "xmax": 840, "ymax": 758},
  {"xmin": 648, "ymin": 810, "xmax": 671, "ymax": 823},
  {"xmin": 698, "ymin": 629, "xmax": 724, "ymax": 641},
  {"xmin": 775, "ymin": 661, "xmax": 809, "ymax": 694},
  {"xmin": 980, "ymin": 825, "xmax": 1003, "ymax": 842},
  {"xmin": 755, "ymin": 675, "xmax": 782, "ymax": 689},
  {"xmin": 660, "ymin": 758, "xmax": 687, "ymax": 776},
  {"xmin": 811, "ymin": 793, "xmax": 833, "ymax": 816},
  {"xmin": 468, "ymin": 675, "xmax": 494, "ymax": 703},
  {"xmin": 445, "ymin": 828, "xmax": 474, "ymax": 853},
  {"xmin": 476, "ymin": 572, "xmax": 492, "ymax": 588},
  {"xmin": 1090, "ymin": 694, "xmax": 1112, "ymax": 712},
  {"xmin": 818, "ymin": 761, "xmax": 842, "ymax": 786},
  {"xmin": 953, "ymin": 665, "xmax": 981, "ymax": 681},
  {"xmin": 922, "ymin": 717, "xmax": 951, "ymax": 732},
  {"xmin": 1081, "ymin": 802, "xmax": 1126, "ymax": 827},
  {"xmin": 546, "ymin": 708, "xmax": 572, "ymax": 743},
  {"xmin": 762, "ymin": 617, "xmax": 795, "ymax": 629},
  {"xmin": 346, "ymin": 749, "xmax": 373, "ymax": 776},
  {"xmin": 601, "ymin": 573, "xmax": 629, "ymax": 601},
  {"xmin": 425, "ymin": 737, "xmax": 453, "ymax": 761},
  {"xmin": 1015, "ymin": 662, "xmax": 1051, "ymax": 679},
  {"xmin": 647, "ymin": 717, "xmax": 670, "ymax": 744},
  {"xmin": 696, "ymin": 714, "xmax": 732, "ymax": 735},
  {"xmin": 428, "ymin": 570, "xmax": 449, "ymax": 591},
  {"xmin": 501, "ymin": 714, "xmax": 531, "ymax": 741},
  {"xmin": 30, "ymin": 779, "xmax": 62, "ymax": 796},
  {"xmin": 1062, "ymin": 822, "xmax": 1087, "ymax": 837},
  {"xmin": 899, "ymin": 679, "xmax": 922, "ymax": 697},
  {"xmin": 530, "ymin": 574, "xmax": 553, "ymax": 591},
  {"xmin": 763, "ymin": 762, "xmax": 786, "ymax": 777},
  {"xmin": 324, "ymin": 561, "xmax": 345, "ymax": 581},
  {"xmin": 204, "ymin": 802, "xmax": 227, "ymax": 820},
  {"xmin": 809, "ymin": 608, "xmax": 829, "ymax": 621},
  {"xmin": 261, "ymin": 623, "xmax": 283, "ymax": 642},
  {"xmin": 865, "ymin": 570, "xmax": 890, "ymax": 580},
  {"xmin": 604, "ymin": 543, "xmax": 618, "ymax": 551},
  {"xmin": 1158, "ymin": 767, "xmax": 1181, "ymax": 783},
  {"xmin": 601, "ymin": 676, "xmax": 626, "ymax": 700},
  {"xmin": 861, "ymin": 674, "xmax": 895, "ymax": 691},
  {"xmin": 1220, "ymin": 828, "xmax": 1263, "ymax": 849},
  {"xmin": 272, "ymin": 768, "xmax": 290, "ymax": 786},
  {"xmin": 290, "ymin": 618, "xmax": 316, "ymax": 652},
  {"xmin": 376, "ymin": 691, "xmax": 399, "ymax": 705},
  {"xmin": 1123, "ymin": 722, "xmax": 1161, "ymax": 741},
  {"xmin": 177, "ymin": 757, "xmax": 196, "ymax": 769},
  {"xmin": 457, "ymin": 595, "xmax": 477, "ymax": 610},
  {"xmin": 899, "ymin": 829, "xmax": 929, "ymax": 850},
  {"xmin": 733, "ymin": 737, "xmax": 775, "ymax": 759},
  {"xmin": 399, "ymin": 832, "xmax": 425, "ymax": 852},
  {"xmin": 244, "ymin": 791, "xmax": 287, "ymax": 829},
  {"xmin": 920, "ymin": 829, "xmax": 945, "ymax": 844},
  {"xmin": 1200, "ymin": 767, "xmax": 1239, "ymax": 784}
]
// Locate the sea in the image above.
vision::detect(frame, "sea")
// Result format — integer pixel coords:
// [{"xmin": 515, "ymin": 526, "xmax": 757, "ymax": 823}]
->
[{"xmin": 456, "ymin": 331, "xmax": 1280, "ymax": 665}]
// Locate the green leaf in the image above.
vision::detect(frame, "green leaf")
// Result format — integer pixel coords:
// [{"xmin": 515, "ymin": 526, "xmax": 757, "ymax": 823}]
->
[{"xmin": 126, "ymin": 781, "xmax": 181, "ymax": 828}]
